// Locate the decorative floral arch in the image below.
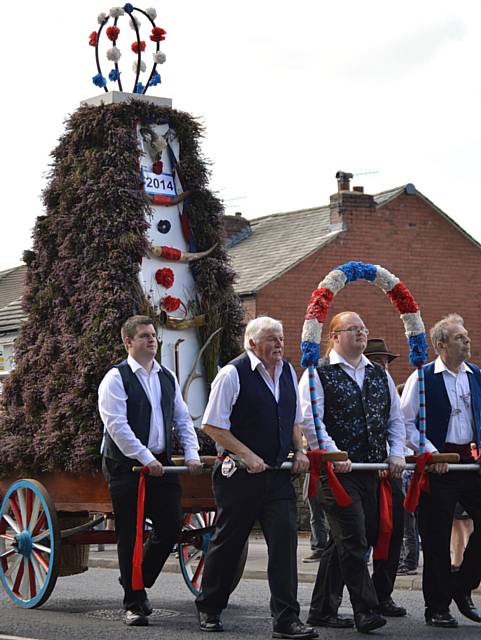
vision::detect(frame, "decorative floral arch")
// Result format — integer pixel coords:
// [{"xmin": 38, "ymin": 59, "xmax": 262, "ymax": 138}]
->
[{"xmin": 300, "ymin": 260, "xmax": 428, "ymax": 452}]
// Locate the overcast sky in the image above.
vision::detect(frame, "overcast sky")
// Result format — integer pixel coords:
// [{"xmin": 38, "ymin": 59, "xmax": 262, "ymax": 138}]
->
[{"xmin": 1, "ymin": 0, "xmax": 480, "ymax": 271}]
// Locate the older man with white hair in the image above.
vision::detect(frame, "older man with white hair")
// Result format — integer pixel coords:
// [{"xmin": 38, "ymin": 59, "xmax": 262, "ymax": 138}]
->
[{"xmin": 195, "ymin": 317, "xmax": 316, "ymax": 639}]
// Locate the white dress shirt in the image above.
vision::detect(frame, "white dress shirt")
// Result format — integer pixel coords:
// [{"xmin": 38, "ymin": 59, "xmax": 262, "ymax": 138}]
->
[
  {"xmin": 299, "ymin": 350, "xmax": 406, "ymax": 457},
  {"xmin": 202, "ymin": 350, "xmax": 303, "ymax": 430},
  {"xmin": 98, "ymin": 354, "xmax": 200, "ymax": 466},
  {"xmin": 401, "ymin": 356, "xmax": 474, "ymax": 453}
]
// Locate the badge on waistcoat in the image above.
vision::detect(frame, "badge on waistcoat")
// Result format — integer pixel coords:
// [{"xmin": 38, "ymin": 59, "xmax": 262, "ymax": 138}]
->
[{"xmin": 221, "ymin": 456, "xmax": 237, "ymax": 478}]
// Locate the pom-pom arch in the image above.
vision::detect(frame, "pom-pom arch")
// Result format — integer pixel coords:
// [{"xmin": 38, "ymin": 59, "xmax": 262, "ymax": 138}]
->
[{"xmin": 300, "ymin": 260, "xmax": 428, "ymax": 453}]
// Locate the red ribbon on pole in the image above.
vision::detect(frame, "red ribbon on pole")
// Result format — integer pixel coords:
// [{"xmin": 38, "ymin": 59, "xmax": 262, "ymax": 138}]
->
[
  {"xmin": 403, "ymin": 452, "xmax": 433, "ymax": 513},
  {"xmin": 306, "ymin": 450, "xmax": 352, "ymax": 507},
  {"xmin": 132, "ymin": 467, "xmax": 149, "ymax": 591},
  {"xmin": 373, "ymin": 476, "xmax": 393, "ymax": 560}
]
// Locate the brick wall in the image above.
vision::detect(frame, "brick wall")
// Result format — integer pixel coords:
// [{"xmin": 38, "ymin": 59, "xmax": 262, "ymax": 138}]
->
[{"xmin": 253, "ymin": 190, "xmax": 481, "ymax": 386}]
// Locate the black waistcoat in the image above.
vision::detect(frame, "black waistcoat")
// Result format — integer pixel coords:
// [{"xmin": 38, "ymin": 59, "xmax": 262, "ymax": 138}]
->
[
  {"xmin": 229, "ymin": 352, "xmax": 297, "ymax": 466},
  {"xmin": 102, "ymin": 359, "xmax": 176, "ymax": 468},
  {"xmin": 317, "ymin": 361, "xmax": 390, "ymax": 462}
]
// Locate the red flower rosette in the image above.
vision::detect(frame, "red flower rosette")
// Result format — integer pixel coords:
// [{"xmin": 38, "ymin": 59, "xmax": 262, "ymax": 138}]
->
[
  {"xmin": 162, "ymin": 295, "xmax": 181, "ymax": 312},
  {"xmin": 106, "ymin": 26, "xmax": 120, "ymax": 42},
  {"xmin": 158, "ymin": 246, "xmax": 181, "ymax": 261},
  {"xmin": 152, "ymin": 160, "xmax": 163, "ymax": 175},
  {"xmin": 89, "ymin": 31, "xmax": 98, "ymax": 47},
  {"xmin": 155, "ymin": 267, "xmax": 175, "ymax": 289},
  {"xmin": 131, "ymin": 40, "xmax": 146, "ymax": 54},
  {"xmin": 305, "ymin": 287, "xmax": 334, "ymax": 322},
  {"xmin": 150, "ymin": 27, "xmax": 167, "ymax": 42}
]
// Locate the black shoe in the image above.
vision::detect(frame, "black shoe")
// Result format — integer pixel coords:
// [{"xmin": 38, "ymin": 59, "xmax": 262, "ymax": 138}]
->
[
  {"xmin": 302, "ymin": 551, "xmax": 323, "ymax": 563},
  {"xmin": 142, "ymin": 596, "xmax": 153, "ymax": 616},
  {"xmin": 354, "ymin": 612, "xmax": 387, "ymax": 633},
  {"xmin": 425, "ymin": 610, "xmax": 458, "ymax": 628},
  {"xmin": 272, "ymin": 621, "xmax": 318, "ymax": 639},
  {"xmin": 198, "ymin": 610, "xmax": 223, "ymax": 632},
  {"xmin": 379, "ymin": 598, "xmax": 407, "ymax": 617},
  {"xmin": 306, "ymin": 613, "xmax": 354, "ymax": 628},
  {"xmin": 124, "ymin": 609, "xmax": 149, "ymax": 626},
  {"xmin": 452, "ymin": 593, "xmax": 481, "ymax": 622}
]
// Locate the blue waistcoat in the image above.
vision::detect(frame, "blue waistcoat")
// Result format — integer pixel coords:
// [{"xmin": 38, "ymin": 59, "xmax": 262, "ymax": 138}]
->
[
  {"xmin": 423, "ymin": 360, "xmax": 481, "ymax": 452},
  {"xmin": 229, "ymin": 353, "xmax": 297, "ymax": 467},
  {"xmin": 317, "ymin": 362, "xmax": 391, "ymax": 463},
  {"xmin": 102, "ymin": 359, "xmax": 176, "ymax": 467}
]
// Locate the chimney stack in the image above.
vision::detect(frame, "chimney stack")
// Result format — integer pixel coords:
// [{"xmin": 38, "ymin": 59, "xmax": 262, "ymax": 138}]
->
[{"xmin": 330, "ymin": 171, "xmax": 374, "ymax": 227}]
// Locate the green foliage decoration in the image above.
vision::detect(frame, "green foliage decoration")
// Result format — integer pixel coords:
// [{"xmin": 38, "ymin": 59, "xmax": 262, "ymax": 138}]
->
[{"xmin": 0, "ymin": 100, "xmax": 243, "ymax": 474}]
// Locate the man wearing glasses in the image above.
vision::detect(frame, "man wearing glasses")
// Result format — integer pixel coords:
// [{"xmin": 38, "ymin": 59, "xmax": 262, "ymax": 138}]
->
[
  {"xmin": 401, "ymin": 314, "xmax": 481, "ymax": 628},
  {"xmin": 299, "ymin": 311, "xmax": 406, "ymax": 633}
]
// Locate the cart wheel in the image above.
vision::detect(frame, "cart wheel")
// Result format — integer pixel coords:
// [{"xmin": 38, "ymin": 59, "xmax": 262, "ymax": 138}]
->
[
  {"xmin": 178, "ymin": 511, "xmax": 248, "ymax": 596},
  {"xmin": 0, "ymin": 480, "xmax": 60, "ymax": 608}
]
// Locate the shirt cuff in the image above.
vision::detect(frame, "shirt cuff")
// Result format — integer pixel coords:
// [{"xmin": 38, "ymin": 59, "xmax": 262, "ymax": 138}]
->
[
  {"xmin": 138, "ymin": 449, "xmax": 156, "ymax": 466},
  {"xmin": 183, "ymin": 447, "xmax": 200, "ymax": 462}
]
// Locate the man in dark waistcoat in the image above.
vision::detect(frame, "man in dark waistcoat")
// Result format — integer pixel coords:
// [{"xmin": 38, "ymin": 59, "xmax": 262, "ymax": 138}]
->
[
  {"xmin": 299, "ymin": 312, "xmax": 406, "ymax": 634},
  {"xmin": 98, "ymin": 315, "xmax": 201, "ymax": 626},
  {"xmin": 401, "ymin": 313, "xmax": 481, "ymax": 628},
  {"xmin": 195, "ymin": 317, "xmax": 317, "ymax": 639}
]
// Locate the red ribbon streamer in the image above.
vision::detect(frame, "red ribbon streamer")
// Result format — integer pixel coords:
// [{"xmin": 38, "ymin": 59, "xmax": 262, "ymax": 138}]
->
[
  {"xmin": 306, "ymin": 450, "xmax": 352, "ymax": 507},
  {"xmin": 403, "ymin": 452, "xmax": 433, "ymax": 513},
  {"xmin": 373, "ymin": 477, "xmax": 393, "ymax": 560},
  {"xmin": 132, "ymin": 467, "xmax": 149, "ymax": 591}
]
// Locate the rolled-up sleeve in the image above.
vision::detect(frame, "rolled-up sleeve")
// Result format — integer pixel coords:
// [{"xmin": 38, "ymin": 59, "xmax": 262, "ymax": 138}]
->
[
  {"xmin": 400, "ymin": 369, "xmax": 437, "ymax": 453},
  {"xmin": 172, "ymin": 376, "xmax": 200, "ymax": 462},
  {"xmin": 201, "ymin": 365, "xmax": 239, "ymax": 429},
  {"xmin": 385, "ymin": 372, "xmax": 407, "ymax": 458},
  {"xmin": 298, "ymin": 369, "xmax": 339, "ymax": 452}
]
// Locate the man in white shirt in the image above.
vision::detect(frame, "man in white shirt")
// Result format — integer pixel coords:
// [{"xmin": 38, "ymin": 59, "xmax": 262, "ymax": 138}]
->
[
  {"xmin": 98, "ymin": 315, "xmax": 201, "ymax": 626},
  {"xmin": 195, "ymin": 317, "xmax": 317, "ymax": 640},
  {"xmin": 401, "ymin": 313, "xmax": 481, "ymax": 628},
  {"xmin": 299, "ymin": 311, "xmax": 406, "ymax": 634}
]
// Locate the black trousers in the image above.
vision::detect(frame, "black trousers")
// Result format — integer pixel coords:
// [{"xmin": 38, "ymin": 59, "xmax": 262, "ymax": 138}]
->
[
  {"xmin": 309, "ymin": 472, "xmax": 380, "ymax": 617},
  {"xmin": 196, "ymin": 465, "xmax": 300, "ymax": 627},
  {"xmin": 418, "ymin": 470, "xmax": 481, "ymax": 613},
  {"xmin": 372, "ymin": 477, "xmax": 404, "ymax": 602},
  {"xmin": 104, "ymin": 457, "xmax": 183, "ymax": 610}
]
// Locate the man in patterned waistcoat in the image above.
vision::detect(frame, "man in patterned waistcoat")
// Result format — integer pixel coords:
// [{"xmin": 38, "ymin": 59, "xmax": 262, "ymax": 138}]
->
[
  {"xmin": 299, "ymin": 311, "xmax": 406, "ymax": 634},
  {"xmin": 401, "ymin": 313, "xmax": 481, "ymax": 628},
  {"xmin": 98, "ymin": 315, "xmax": 202, "ymax": 626},
  {"xmin": 195, "ymin": 316, "xmax": 317, "ymax": 639}
]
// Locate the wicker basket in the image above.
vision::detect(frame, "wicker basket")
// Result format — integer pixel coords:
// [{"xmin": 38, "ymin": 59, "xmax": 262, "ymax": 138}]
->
[{"xmin": 58, "ymin": 513, "xmax": 90, "ymax": 577}]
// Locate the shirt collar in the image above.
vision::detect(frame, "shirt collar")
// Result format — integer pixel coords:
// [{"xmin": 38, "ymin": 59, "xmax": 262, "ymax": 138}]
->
[
  {"xmin": 434, "ymin": 355, "xmax": 472, "ymax": 375},
  {"xmin": 246, "ymin": 349, "xmax": 283, "ymax": 373},
  {"xmin": 329, "ymin": 349, "xmax": 373, "ymax": 370},
  {"xmin": 127, "ymin": 354, "xmax": 161, "ymax": 375}
]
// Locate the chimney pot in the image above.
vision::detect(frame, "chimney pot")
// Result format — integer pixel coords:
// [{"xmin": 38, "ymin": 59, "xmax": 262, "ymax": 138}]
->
[
  {"xmin": 353, "ymin": 186, "xmax": 364, "ymax": 193},
  {"xmin": 235, "ymin": 211, "xmax": 242, "ymax": 216},
  {"xmin": 335, "ymin": 170, "xmax": 353, "ymax": 191}
]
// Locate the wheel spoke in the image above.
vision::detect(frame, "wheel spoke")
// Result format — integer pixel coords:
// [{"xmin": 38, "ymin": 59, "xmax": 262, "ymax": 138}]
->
[
  {"xmin": 30, "ymin": 552, "xmax": 47, "ymax": 586},
  {"xmin": 192, "ymin": 557, "xmax": 204, "ymax": 588},
  {"xmin": 32, "ymin": 549, "xmax": 49, "ymax": 573},
  {"xmin": 0, "ymin": 533, "xmax": 16, "ymax": 540},
  {"xmin": 2, "ymin": 513, "xmax": 21, "ymax": 534},
  {"xmin": 12, "ymin": 556, "xmax": 25, "ymax": 594},
  {"xmin": 28, "ymin": 494, "xmax": 42, "ymax": 534},
  {"xmin": 4, "ymin": 552, "xmax": 21, "ymax": 585},
  {"xmin": 0, "ymin": 548, "xmax": 16, "ymax": 560},
  {"xmin": 19, "ymin": 557, "xmax": 30, "ymax": 599},
  {"xmin": 10, "ymin": 495, "xmax": 24, "ymax": 530},
  {"xmin": 17, "ymin": 488, "xmax": 28, "ymax": 533},
  {"xmin": 32, "ymin": 542, "xmax": 51, "ymax": 554},
  {"xmin": 32, "ymin": 512, "xmax": 46, "ymax": 536},
  {"xmin": 28, "ymin": 559, "xmax": 37, "ymax": 598}
]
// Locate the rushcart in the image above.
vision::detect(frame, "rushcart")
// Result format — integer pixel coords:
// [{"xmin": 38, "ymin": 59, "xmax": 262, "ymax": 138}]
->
[{"xmin": 0, "ymin": 457, "xmax": 248, "ymax": 608}]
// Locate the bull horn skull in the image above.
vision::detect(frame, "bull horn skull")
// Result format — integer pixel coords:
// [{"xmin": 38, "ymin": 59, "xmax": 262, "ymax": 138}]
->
[{"xmin": 150, "ymin": 243, "xmax": 217, "ymax": 263}]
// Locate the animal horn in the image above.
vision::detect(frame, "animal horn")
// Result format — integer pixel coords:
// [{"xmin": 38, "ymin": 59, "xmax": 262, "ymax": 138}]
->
[{"xmin": 150, "ymin": 244, "xmax": 217, "ymax": 263}]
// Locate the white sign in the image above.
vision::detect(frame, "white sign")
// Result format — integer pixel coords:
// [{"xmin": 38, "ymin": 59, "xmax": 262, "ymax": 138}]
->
[{"xmin": 142, "ymin": 169, "xmax": 177, "ymax": 197}]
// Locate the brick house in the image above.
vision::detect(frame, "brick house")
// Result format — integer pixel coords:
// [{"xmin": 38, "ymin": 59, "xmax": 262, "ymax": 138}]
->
[
  {"xmin": 0, "ymin": 265, "xmax": 27, "ymax": 387},
  {"xmin": 226, "ymin": 173, "xmax": 481, "ymax": 386}
]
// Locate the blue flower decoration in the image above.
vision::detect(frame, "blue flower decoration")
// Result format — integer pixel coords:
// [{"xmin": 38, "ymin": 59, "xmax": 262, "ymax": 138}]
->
[
  {"xmin": 134, "ymin": 82, "xmax": 145, "ymax": 94},
  {"xmin": 148, "ymin": 72, "xmax": 161, "ymax": 87},
  {"xmin": 123, "ymin": 3, "xmax": 134, "ymax": 13},
  {"xmin": 109, "ymin": 68, "xmax": 121, "ymax": 81},
  {"xmin": 338, "ymin": 261, "xmax": 377, "ymax": 283},
  {"xmin": 301, "ymin": 341, "xmax": 321, "ymax": 368},
  {"xmin": 92, "ymin": 73, "xmax": 107, "ymax": 88},
  {"xmin": 408, "ymin": 333, "xmax": 428, "ymax": 367}
]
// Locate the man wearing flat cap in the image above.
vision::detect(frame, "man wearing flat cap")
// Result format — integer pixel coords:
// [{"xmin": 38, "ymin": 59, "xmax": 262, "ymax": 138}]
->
[{"xmin": 364, "ymin": 338, "xmax": 406, "ymax": 619}]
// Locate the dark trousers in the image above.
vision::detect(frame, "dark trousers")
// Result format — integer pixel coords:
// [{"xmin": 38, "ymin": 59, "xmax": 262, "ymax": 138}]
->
[
  {"xmin": 104, "ymin": 457, "xmax": 183, "ymax": 610},
  {"xmin": 418, "ymin": 470, "xmax": 481, "ymax": 613},
  {"xmin": 309, "ymin": 472, "xmax": 380, "ymax": 617},
  {"xmin": 372, "ymin": 477, "xmax": 404, "ymax": 602},
  {"xmin": 196, "ymin": 466, "xmax": 300, "ymax": 628}
]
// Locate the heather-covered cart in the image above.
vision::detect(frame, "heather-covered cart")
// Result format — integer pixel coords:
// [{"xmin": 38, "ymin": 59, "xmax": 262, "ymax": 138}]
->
[{"xmin": 0, "ymin": 457, "xmax": 247, "ymax": 608}]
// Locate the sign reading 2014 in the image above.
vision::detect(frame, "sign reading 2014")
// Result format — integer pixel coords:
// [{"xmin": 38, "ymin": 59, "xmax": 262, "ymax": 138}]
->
[{"xmin": 142, "ymin": 168, "xmax": 177, "ymax": 197}]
